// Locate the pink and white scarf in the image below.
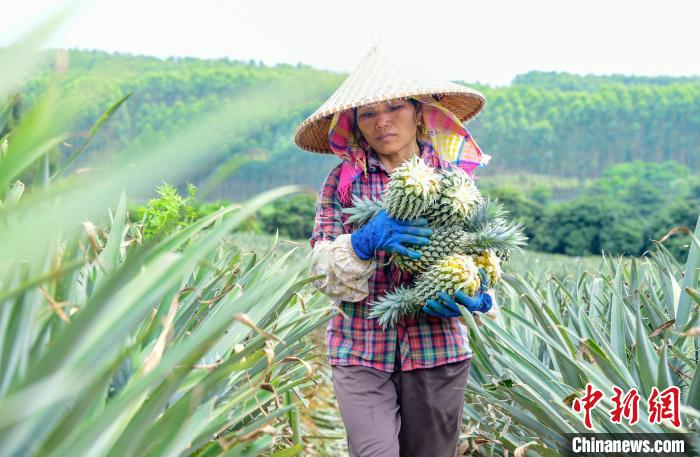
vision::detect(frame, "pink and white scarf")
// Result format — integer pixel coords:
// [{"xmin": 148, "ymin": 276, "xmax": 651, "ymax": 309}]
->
[{"xmin": 328, "ymin": 96, "xmax": 490, "ymax": 206}]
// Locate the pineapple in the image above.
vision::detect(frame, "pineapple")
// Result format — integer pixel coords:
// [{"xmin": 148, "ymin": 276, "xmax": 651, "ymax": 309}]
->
[
  {"xmin": 393, "ymin": 218, "xmax": 526, "ymax": 273},
  {"xmin": 340, "ymin": 156, "xmax": 526, "ymax": 329},
  {"xmin": 382, "ymin": 155, "xmax": 440, "ymax": 220},
  {"xmin": 342, "ymin": 160, "xmax": 527, "ymax": 272},
  {"xmin": 472, "ymin": 250, "xmax": 502, "ymax": 287},
  {"xmin": 343, "ymin": 165, "xmax": 482, "ymax": 229},
  {"xmin": 342, "ymin": 156, "xmax": 440, "ymax": 227},
  {"xmin": 423, "ymin": 168, "xmax": 483, "ymax": 226},
  {"xmin": 343, "ymin": 195, "xmax": 383, "ymax": 229},
  {"xmin": 394, "ymin": 225, "xmax": 476, "ymax": 273},
  {"xmin": 369, "ymin": 254, "xmax": 482, "ymax": 328}
]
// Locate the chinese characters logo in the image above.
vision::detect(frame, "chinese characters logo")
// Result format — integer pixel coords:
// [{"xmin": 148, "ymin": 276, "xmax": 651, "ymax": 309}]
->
[{"xmin": 572, "ymin": 383, "xmax": 681, "ymax": 429}]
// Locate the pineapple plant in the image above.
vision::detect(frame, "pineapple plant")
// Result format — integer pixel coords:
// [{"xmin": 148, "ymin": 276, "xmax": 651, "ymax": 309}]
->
[
  {"xmin": 460, "ymin": 219, "xmax": 700, "ymax": 454},
  {"xmin": 369, "ymin": 254, "xmax": 482, "ymax": 328}
]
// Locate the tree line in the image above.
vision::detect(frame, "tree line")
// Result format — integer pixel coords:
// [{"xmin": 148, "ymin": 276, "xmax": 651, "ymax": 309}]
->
[
  {"xmin": 130, "ymin": 160, "xmax": 697, "ymax": 261},
  {"xmin": 12, "ymin": 49, "xmax": 700, "ymax": 200}
]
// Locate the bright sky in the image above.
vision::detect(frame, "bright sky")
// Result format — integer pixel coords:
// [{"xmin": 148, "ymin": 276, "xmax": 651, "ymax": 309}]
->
[{"xmin": 3, "ymin": 0, "xmax": 700, "ymax": 86}]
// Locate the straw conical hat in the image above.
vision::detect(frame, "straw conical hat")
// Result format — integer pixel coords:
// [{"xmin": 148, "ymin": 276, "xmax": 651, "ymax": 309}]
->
[{"xmin": 294, "ymin": 49, "xmax": 485, "ymax": 153}]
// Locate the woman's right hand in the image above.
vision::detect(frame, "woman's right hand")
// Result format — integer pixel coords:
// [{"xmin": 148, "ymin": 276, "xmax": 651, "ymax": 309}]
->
[
  {"xmin": 350, "ymin": 210, "xmax": 432, "ymax": 260},
  {"xmin": 422, "ymin": 269, "xmax": 493, "ymax": 317}
]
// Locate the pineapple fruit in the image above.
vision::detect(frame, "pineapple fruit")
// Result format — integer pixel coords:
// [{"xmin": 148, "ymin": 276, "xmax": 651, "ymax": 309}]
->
[
  {"xmin": 382, "ymin": 155, "xmax": 440, "ymax": 220},
  {"xmin": 392, "ymin": 215, "xmax": 525, "ymax": 274},
  {"xmin": 343, "ymin": 162, "xmax": 481, "ymax": 228},
  {"xmin": 394, "ymin": 225, "xmax": 475, "ymax": 273},
  {"xmin": 368, "ymin": 255, "xmax": 481, "ymax": 328},
  {"xmin": 423, "ymin": 168, "xmax": 483, "ymax": 226},
  {"xmin": 472, "ymin": 250, "xmax": 503, "ymax": 288}
]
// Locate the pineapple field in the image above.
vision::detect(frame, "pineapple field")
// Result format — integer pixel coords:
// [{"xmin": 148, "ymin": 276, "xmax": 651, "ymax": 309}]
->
[
  {"xmin": 2, "ymin": 12, "xmax": 699, "ymax": 457},
  {"xmin": 233, "ymin": 230, "xmax": 700, "ymax": 455}
]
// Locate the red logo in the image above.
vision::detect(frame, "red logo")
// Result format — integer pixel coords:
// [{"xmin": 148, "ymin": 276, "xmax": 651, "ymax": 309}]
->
[
  {"xmin": 572, "ymin": 384, "xmax": 682, "ymax": 429},
  {"xmin": 648, "ymin": 386, "xmax": 681, "ymax": 428},
  {"xmin": 572, "ymin": 383, "xmax": 604, "ymax": 430},
  {"xmin": 610, "ymin": 387, "xmax": 640, "ymax": 425}
]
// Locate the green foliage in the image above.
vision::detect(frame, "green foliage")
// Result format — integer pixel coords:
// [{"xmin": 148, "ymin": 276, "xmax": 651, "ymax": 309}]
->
[
  {"xmin": 482, "ymin": 162, "xmax": 700, "ymax": 259},
  {"xmin": 1, "ymin": 26, "xmax": 338, "ymax": 456},
  {"xmin": 138, "ymin": 182, "xmax": 198, "ymax": 241},
  {"xmin": 198, "ymin": 199, "xmax": 263, "ymax": 234},
  {"xmin": 529, "ymin": 183, "xmax": 552, "ymax": 205},
  {"xmin": 469, "ymin": 81, "xmax": 700, "ymax": 179},
  {"xmin": 586, "ymin": 161, "xmax": 692, "ymax": 217},
  {"xmin": 0, "ymin": 94, "xmax": 22, "ymax": 137},
  {"xmin": 259, "ymin": 194, "xmax": 316, "ymax": 240},
  {"xmin": 17, "ymin": 49, "xmax": 343, "ymax": 200},
  {"xmin": 132, "ymin": 192, "xmax": 318, "ymax": 241},
  {"xmin": 461, "ymin": 218, "xmax": 700, "ymax": 455},
  {"xmin": 580, "ymin": 161, "xmax": 699, "ymax": 259},
  {"xmin": 511, "ymin": 70, "xmax": 700, "ymax": 91},
  {"xmin": 484, "ymin": 186, "xmax": 547, "ymax": 251},
  {"xmin": 645, "ymin": 199, "xmax": 700, "ymax": 262},
  {"xmin": 542, "ymin": 197, "xmax": 643, "ymax": 256}
]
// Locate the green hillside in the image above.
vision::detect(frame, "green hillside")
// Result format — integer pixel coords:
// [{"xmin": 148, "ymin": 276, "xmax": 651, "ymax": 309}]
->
[{"xmin": 13, "ymin": 49, "xmax": 700, "ymax": 199}]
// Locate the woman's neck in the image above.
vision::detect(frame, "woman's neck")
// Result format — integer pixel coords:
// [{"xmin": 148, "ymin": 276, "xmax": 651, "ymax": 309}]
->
[{"xmin": 377, "ymin": 141, "xmax": 421, "ymax": 173}]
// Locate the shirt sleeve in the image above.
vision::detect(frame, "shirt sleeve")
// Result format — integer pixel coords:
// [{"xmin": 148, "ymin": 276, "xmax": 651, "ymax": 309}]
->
[
  {"xmin": 309, "ymin": 164, "xmax": 345, "ymax": 247},
  {"xmin": 309, "ymin": 234, "xmax": 376, "ymax": 301},
  {"xmin": 308, "ymin": 165, "xmax": 376, "ymax": 302}
]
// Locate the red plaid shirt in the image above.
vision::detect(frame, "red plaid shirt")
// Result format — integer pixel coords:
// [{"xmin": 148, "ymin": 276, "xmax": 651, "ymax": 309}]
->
[{"xmin": 310, "ymin": 145, "xmax": 472, "ymax": 372}]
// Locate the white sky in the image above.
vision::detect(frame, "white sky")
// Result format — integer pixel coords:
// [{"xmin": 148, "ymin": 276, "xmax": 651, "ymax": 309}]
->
[{"xmin": 3, "ymin": 0, "xmax": 700, "ymax": 86}]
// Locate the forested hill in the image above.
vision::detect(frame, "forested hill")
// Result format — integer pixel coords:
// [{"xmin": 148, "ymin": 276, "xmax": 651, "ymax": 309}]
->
[
  {"xmin": 510, "ymin": 71, "xmax": 700, "ymax": 90},
  {"xmin": 15, "ymin": 49, "xmax": 700, "ymax": 199}
]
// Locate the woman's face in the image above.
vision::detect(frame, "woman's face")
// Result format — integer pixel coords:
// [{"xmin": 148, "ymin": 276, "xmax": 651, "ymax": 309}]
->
[{"xmin": 356, "ymin": 99, "xmax": 419, "ymax": 158}]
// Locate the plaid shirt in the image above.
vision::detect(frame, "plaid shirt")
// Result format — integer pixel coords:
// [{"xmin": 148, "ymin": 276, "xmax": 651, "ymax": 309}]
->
[{"xmin": 310, "ymin": 145, "xmax": 472, "ymax": 372}]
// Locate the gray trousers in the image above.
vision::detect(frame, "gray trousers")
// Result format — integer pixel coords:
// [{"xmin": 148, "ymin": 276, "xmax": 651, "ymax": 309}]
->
[{"xmin": 331, "ymin": 358, "xmax": 471, "ymax": 457}]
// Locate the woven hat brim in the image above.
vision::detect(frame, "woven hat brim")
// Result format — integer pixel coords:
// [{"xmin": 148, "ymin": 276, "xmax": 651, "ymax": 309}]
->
[{"xmin": 294, "ymin": 89, "xmax": 485, "ymax": 153}]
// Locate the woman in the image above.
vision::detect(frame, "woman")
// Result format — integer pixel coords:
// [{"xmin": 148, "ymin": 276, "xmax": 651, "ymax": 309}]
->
[{"xmin": 294, "ymin": 50, "xmax": 496, "ymax": 457}]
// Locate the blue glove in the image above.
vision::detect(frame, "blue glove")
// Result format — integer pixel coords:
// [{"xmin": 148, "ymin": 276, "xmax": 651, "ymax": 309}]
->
[
  {"xmin": 350, "ymin": 210, "xmax": 432, "ymax": 260},
  {"xmin": 422, "ymin": 269, "xmax": 492, "ymax": 318}
]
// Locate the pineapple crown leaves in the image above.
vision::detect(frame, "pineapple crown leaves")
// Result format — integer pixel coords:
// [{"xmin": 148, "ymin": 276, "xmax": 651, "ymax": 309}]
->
[
  {"xmin": 463, "ymin": 197, "xmax": 508, "ymax": 232},
  {"xmin": 473, "ymin": 220, "xmax": 528, "ymax": 255},
  {"xmin": 368, "ymin": 286, "xmax": 415, "ymax": 329},
  {"xmin": 388, "ymin": 156, "xmax": 441, "ymax": 197},
  {"xmin": 421, "ymin": 168, "xmax": 484, "ymax": 226},
  {"xmin": 341, "ymin": 195, "xmax": 384, "ymax": 228}
]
